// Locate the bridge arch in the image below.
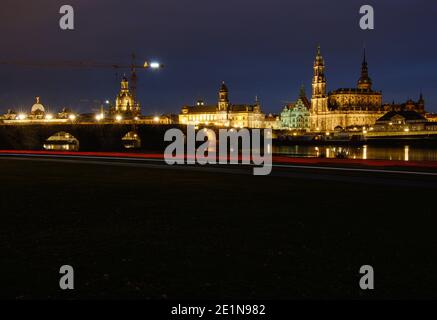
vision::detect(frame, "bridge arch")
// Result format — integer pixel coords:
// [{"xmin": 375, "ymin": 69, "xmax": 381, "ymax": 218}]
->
[
  {"xmin": 43, "ymin": 131, "xmax": 80, "ymax": 151},
  {"xmin": 122, "ymin": 131, "xmax": 141, "ymax": 149}
]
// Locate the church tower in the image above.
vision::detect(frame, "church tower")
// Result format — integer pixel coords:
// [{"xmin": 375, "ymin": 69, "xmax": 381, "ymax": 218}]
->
[
  {"xmin": 218, "ymin": 81, "xmax": 230, "ymax": 111},
  {"xmin": 417, "ymin": 91, "xmax": 425, "ymax": 114},
  {"xmin": 357, "ymin": 48, "xmax": 372, "ymax": 90},
  {"xmin": 114, "ymin": 76, "xmax": 140, "ymax": 116},
  {"xmin": 311, "ymin": 46, "xmax": 328, "ymax": 113}
]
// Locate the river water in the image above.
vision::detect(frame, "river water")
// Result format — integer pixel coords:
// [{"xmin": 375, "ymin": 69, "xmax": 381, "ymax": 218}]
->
[{"xmin": 273, "ymin": 145, "xmax": 437, "ymax": 161}]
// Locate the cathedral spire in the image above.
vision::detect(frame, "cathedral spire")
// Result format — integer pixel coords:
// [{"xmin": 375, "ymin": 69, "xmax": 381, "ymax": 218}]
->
[
  {"xmin": 358, "ymin": 47, "xmax": 372, "ymax": 90},
  {"xmin": 418, "ymin": 90, "xmax": 425, "ymax": 104},
  {"xmin": 299, "ymin": 83, "xmax": 306, "ymax": 98}
]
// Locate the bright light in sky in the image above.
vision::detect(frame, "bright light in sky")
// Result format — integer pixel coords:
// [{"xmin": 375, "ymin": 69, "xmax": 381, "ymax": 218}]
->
[{"xmin": 150, "ymin": 62, "xmax": 161, "ymax": 69}]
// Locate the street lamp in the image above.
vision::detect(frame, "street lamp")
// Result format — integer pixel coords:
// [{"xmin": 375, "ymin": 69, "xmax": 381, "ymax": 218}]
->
[{"xmin": 95, "ymin": 113, "xmax": 104, "ymax": 121}]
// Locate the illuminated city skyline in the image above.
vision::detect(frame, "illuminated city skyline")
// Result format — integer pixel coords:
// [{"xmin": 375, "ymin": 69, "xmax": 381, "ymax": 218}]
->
[{"xmin": 0, "ymin": 0, "xmax": 436, "ymax": 114}]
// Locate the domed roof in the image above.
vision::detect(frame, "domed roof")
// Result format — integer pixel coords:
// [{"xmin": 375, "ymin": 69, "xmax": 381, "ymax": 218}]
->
[{"xmin": 31, "ymin": 97, "xmax": 45, "ymax": 113}]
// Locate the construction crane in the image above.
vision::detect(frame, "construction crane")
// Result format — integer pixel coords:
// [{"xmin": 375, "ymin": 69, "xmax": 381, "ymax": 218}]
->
[{"xmin": 0, "ymin": 53, "xmax": 164, "ymax": 107}]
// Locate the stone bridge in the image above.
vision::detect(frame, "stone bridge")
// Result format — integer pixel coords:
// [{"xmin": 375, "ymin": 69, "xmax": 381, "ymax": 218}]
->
[{"xmin": 0, "ymin": 123, "xmax": 184, "ymax": 151}]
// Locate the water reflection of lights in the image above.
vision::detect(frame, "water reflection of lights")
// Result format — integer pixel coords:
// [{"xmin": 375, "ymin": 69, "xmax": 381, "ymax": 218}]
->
[
  {"xmin": 273, "ymin": 145, "xmax": 437, "ymax": 162},
  {"xmin": 313, "ymin": 146, "xmax": 352, "ymax": 159}
]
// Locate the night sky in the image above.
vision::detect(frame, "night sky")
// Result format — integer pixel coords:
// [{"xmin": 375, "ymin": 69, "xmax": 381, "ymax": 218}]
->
[{"xmin": 0, "ymin": 0, "xmax": 436, "ymax": 115}]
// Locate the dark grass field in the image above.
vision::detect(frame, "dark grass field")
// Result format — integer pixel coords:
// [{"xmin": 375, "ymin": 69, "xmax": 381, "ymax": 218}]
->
[{"xmin": 1, "ymin": 158, "xmax": 437, "ymax": 299}]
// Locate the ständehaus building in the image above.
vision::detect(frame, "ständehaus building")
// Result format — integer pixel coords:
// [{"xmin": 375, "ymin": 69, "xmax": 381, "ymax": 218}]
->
[
  {"xmin": 309, "ymin": 46, "xmax": 423, "ymax": 132},
  {"xmin": 179, "ymin": 82, "xmax": 265, "ymax": 128}
]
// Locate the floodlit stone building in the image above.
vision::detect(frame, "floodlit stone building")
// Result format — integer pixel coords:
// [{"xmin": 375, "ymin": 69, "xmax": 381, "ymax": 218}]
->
[
  {"xmin": 281, "ymin": 86, "xmax": 311, "ymax": 131},
  {"xmin": 308, "ymin": 46, "xmax": 426, "ymax": 132},
  {"xmin": 179, "ymin": 82, "xmax": 265, "ymax": 128},
  {"xmin": 110, "ymin": 77, "xmax": 141, "ymax": 117},
  {"xmin": 382, "ymin": 95, "xmax": 426, "ymax": 115},
  {"xmin": 264, "ymin": 114, "xmax": 281, "ymax": 129},
  {"xmin": 29, "ymin": 97, "xmax": 46, "ymax": 120},
  {"xmin": 0, "ymin": 97, "xmax": 72, "ymax": 123},
  {"xmin": 374, "ymin": 110, "xmax": 428, "ymax": 132}
]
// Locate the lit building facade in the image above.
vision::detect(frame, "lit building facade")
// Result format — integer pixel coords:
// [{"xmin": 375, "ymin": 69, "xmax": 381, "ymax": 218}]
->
[
  {"xmin": 0, "ymin": 97, "xmax": 75, "ymax": 124},
  {"xmin": 179, "ymin": 82, "xmax": 265, "ymax": 128},
  {"xmin": 373, "ymin": 111, "xmax": 428, "ymax": 132},
  {"xmin": 281, "ymin": 86, "xmax": 311, "ymax": 131},
  {"xmin": 382, "ymin": 95, "xmax": 426, "ymax": 115},
  {"xmin": 264, "ymin": 114, "xmax": 281, "ymax": 129},
  {"xmin": 30, "ymin": 97, "xmax": 46, "ymax": 119},
  {"xmin": 110, "ymin": 77, "xmax": 140, "ymax": 117},
  {"xmin": 308, "ymin": 47, "xmax": 425, "ymax": 132}
]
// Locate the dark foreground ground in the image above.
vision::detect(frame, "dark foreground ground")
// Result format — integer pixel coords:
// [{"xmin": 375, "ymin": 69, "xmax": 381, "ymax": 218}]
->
[{"xmin": 1, "ymin": 157, "xmax": 437, "ymax": 299}]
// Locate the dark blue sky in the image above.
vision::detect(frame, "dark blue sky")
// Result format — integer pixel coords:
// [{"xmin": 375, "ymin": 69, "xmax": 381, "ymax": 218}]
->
[{"xmin": 0, "ymin": 0, "xmax": 436, "ymax": 115}]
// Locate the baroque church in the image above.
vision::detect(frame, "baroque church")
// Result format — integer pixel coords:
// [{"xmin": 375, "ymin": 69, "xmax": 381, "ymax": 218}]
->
[
  {"xmin": 110, "ymin": 76, "xmax": 141, "ymax": 117},
  {"xmin": 309, "ymin": 46, "xmax": 425, "ymax": 131}
]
